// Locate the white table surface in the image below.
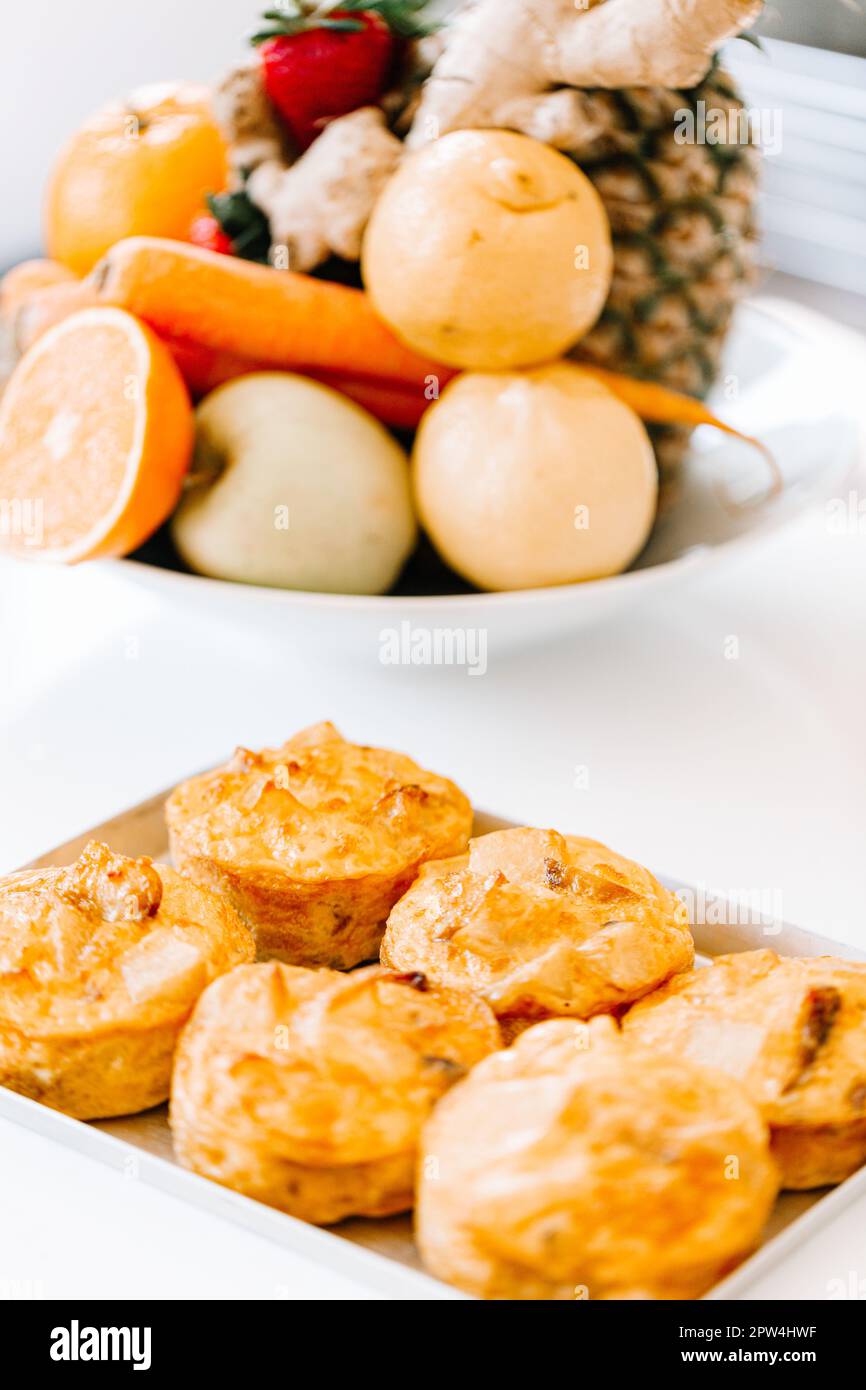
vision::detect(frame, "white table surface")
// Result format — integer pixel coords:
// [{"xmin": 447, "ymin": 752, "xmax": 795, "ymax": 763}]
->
[{"xmin": 2, "ymin": 288, "xmax": 866, "ymax": 1300}]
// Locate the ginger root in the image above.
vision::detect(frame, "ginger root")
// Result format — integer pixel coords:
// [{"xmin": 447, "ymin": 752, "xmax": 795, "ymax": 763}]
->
[
  {"xmin": 247, "ymin": 108, "xmax": 403, "ymax": 270},
  {"xmin": 407, "ymin": 0, "xmax": 764, "ymax": 148},
  {"xmin": 212, "ymin": 58, "xmax": 294, "ymax": 180}
]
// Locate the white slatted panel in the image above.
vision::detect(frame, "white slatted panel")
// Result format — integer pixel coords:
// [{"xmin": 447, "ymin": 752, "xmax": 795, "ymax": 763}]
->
[{"xmin": 723, "ymin": 38, "xmax": 866, "ymax": 295}]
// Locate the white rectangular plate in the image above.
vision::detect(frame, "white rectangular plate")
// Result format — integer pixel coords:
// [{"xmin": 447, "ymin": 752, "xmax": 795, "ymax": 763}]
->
[{"xmin": 3, "ymin": 789, "xmax": 865, "ymax": 1301}]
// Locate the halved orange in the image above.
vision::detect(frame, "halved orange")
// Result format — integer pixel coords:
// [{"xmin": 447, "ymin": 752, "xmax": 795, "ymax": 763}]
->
[{"xmin": 0, "ymin": 307, "xmax": 193, "ymax": 562}]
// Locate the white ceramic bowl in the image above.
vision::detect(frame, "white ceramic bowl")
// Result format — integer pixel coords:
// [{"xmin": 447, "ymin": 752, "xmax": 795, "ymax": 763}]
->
[{"xmin": 103, "ymin": 297, "xmax": 864, "ymax": 656}]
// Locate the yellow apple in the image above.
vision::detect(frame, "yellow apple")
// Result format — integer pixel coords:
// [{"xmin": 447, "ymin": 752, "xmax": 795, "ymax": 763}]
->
[
  {"xmin": 413, "ymin": 362, "xmax": 657, "ymax": 591},
  {"xmin": 172, "ymin": 373, "xmax": 416, "ymax": 594},
  {"xmin": 362, "ymin": 129, "xmax": 612, "ymax": 370}
]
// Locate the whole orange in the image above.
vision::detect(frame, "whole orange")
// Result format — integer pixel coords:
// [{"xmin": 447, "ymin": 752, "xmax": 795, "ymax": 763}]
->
[{"xmin": 44, "ymin": 83, "xmax": 228, "ymax": 276}]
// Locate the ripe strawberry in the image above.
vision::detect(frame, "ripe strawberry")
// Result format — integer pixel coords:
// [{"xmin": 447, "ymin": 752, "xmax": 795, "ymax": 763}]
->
[
  {"xmin": 251, "ymin": 3, "xmax": 434, "ymax": 152},
  {"xmin": 188, "ymin": 192, "xmax": 272, "ymax": 262},
  {"xmin": 189, "ymin": 213, "xmax": 234, "ymax": 256}
]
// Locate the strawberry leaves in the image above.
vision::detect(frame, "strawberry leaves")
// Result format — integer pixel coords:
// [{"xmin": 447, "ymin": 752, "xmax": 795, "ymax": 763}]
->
[
  {"xmin": 339, "ymin": 1, "xmax": 438, "ymax": 39},
  {"xmin": 206, "ymin": 190, "xmax": 272, "ymax": 262},
  {"xmin": 252, "ymin": 9, "xmax": 365, "ymax": 44},
  {"xmin": 250, "ymin": 1, "xmax": 436, "ymax": 46}
]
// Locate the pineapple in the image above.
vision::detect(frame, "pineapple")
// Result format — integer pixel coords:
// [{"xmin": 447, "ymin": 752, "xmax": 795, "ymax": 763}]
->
[{"xmin": 565, "ymin": 68, "xmax": 760, "ymax": 484}]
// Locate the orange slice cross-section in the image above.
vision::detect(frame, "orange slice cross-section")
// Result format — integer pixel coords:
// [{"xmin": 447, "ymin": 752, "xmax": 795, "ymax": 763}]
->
[{"xmin": 0, "ymin": 306, "xmax": 193, "ymax": 562}]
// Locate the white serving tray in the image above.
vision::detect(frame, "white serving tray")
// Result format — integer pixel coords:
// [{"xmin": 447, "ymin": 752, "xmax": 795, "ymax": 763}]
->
[{"xmin": 3, "ymin": 790, "xmax": 865, "ymax": 1301}]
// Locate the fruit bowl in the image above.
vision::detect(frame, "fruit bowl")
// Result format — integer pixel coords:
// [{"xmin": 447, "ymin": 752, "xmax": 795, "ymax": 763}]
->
[
  {"xmin": 103, "ymin": 296, "xmax": 863, "ymax": 657},
  {"xmin": 5, "ymin": 3, "xmax": 855, "ymax": 650}
]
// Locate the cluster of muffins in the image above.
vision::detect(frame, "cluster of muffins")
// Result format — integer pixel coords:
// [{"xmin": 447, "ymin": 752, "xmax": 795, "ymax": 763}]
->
[{"xmin": 2, "ymin": 721, "xmax": 865, "ymax": 1300}]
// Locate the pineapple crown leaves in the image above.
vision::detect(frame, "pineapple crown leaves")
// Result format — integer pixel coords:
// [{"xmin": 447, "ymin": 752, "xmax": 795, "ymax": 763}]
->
[{"xmin": 250, "ymin": 1, "xmax": 437, "ymax": 45}]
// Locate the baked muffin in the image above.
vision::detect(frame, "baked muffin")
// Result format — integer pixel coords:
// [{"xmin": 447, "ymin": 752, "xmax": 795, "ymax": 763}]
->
[
  {"xmin": 416, "ymin": 1016, "xmax": 778, "ymax": 1300},
  {"xmin": 170, "ymin": 961, "xmax": 500, "ymax": 1224},
  {"xmin": 166, "ymin": 722, "xmax": 472, "ymax": 968},
  {"xmin": 0, "ymin": 840, "xmax": 254, "ymax": 1119},
  {"xmin": 381, "ymin": 826, "xmax": 693, "ymax": 1039},
  {"xmin": 624, "ymin": 949, "xmax": 866, "ymax": 1189}
]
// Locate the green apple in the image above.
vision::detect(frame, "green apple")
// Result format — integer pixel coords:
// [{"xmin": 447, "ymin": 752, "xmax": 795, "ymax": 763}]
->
[{"xmin": 172, "ymin": 372, "xmax": 417, "ymax": 594}]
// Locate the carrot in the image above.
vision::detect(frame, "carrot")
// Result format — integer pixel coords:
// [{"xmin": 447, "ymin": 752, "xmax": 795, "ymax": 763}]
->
[
  {"xmin": 161, "ymin": 312, "xmax": 765, "ymax": 454},
  {"xmin": 310, "ymin": 372, "xmax": 429, "ymax": 430},
  {"xmin": 158, "ymin": 333, "xmax": 261, "ymax": 398},
  {"xmin": 91, "ymin": 237, "xmax": 456, "ymax": 393},
  {"xmin": 161, "ymin": 333, "xmax": 429, "ymax": 429},
  {"xmin": 577, "ymin": 362, "xmax": 782, "ymax": 505}
]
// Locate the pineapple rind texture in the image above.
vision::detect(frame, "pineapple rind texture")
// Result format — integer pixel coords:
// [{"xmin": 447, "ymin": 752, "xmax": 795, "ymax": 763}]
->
[{"xmin": 570, "ymin": 69, "xmax": 760, "ymax": 480}]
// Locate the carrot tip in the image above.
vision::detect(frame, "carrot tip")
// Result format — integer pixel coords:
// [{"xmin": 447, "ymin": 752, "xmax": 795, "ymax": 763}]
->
[{"xmin": 712, "ymin": 434, "xmax": 783, "ymax": 516}]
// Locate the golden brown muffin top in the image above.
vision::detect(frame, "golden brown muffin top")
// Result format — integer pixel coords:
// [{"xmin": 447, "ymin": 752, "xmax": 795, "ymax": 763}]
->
[
  {"xmin": 166, "ymin": 722, "xmax": 473, "ymax": 881},
  {"xmin": 171, "ymin": 962, "xmax": 500, "ymax": 1166},
  {"xmin": 381, "ymin": 827, "xmax": 693, "ymax": 1021},
  {"xmin": 0, "ymin": 841, "xmax": 254, "ymax": 1036},
  {"xmin": 419, "ymin": 1017, "xmax": 777, "ymax": 1300},
  {"xmin": 624, "ymin": 949, "xmax": 866, "ymax": 1131}
]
